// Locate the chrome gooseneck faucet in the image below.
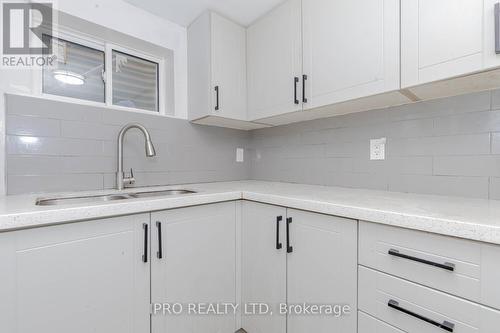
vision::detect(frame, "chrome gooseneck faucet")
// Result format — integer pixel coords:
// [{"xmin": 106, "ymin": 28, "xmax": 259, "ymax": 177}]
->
[{"xmin": 116, "ymin": 123, "xmax": 156, "ymax": 190}]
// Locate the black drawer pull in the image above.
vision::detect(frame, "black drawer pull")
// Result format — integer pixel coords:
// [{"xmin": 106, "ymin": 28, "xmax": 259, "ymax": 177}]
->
[
  {"xmin": 294, "ymin": 77, "xmax": 299, "ymax": 104},
  {"xmin": 286, "ymin": 217, "xmax": 293, "ymax": 253},
  {"xmin": 388, "ymin": 249, "xmax": 455, "ymax": 272},
  {"xmin": 388, "ymin": 300, "xmax": 455, "ymax": 332},
  {"xmin": 276, "ymin": 216, "xmax": 283, "ymax": 250},
  {"xmin": 142, "ymin": 223, "xmax": 148, "ymax": 263},
  {"xmin": 156, "ymin": 221, "xmax": 163, "ymax": 259}
]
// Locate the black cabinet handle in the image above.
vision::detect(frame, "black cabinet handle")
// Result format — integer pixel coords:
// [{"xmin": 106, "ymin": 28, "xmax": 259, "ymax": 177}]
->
[
  {"xmin": 294, "ymin": 77, "xmax": 299, "ymax": 104},
  {"xmin": 142, "ymin": 223, "xmax": 148, "ymax": 263},
  {"xmin": 276, "ymin": 216, "xmax": 283, "ymax": 250},
  {"xmin": 286, "ymin": 217, "xmax": 293, "ymax": 253},
  {"xmin": 215, "ymin": 86, "xmax": 220, "ymax": 111},
  {"xmin": 302, "ymin": 75, "xmax": 308, "ymax": 103},
  {"xmin": 156, "ymin": 221, "xmax": 163, "ymax": 259},
  {"xmin": 388, "ymin": 249, "xmax": 455, "ymax": 272},
  {"xmin": 388, "ymin": 300, "xmax": 455, "ymax": 332}
]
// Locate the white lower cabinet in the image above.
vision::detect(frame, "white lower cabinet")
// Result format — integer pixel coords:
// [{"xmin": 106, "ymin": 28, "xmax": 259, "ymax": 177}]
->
[
  {"xmin": 0, "ymin": 214, "xmax": 151, "ymax": 333},
  {"xmin": 241, "ymin": 201, "xmax": 287, "ymax": 333},
  {"xmin": 286, "ymin": 208, "xmax": 358, "ymax": 333},
  {"xmin": 358, "ymin": 311, "xmax": 404, "ymax": 333},
  {"xmin": 241, "ymin": 202, "xmax": 358, "ymax": 333},
  {"xmin": 359, "ymin": 266, "xmax": 500, "ymax": 332},
  {"xmin": 359, "ymin": 221, "xmax": 500, "ymax": 310},
  {"xmin": 151, "ymin": 202, "xmax": 238, "ymax": 333},
  {"xmin": 5, "ymin": 199, "xmax": 500, "ymax": 333}
]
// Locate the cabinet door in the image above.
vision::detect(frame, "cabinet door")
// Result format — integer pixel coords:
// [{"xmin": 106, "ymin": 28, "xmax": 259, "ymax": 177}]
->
[
  {"xmin": 151, "ymin": 202, "xmax": 237, "ymax": 333},
  {"xmin": 211, "ymin": 13, "xmax": 247, "ymax": 120},
  {"xmin": 241, "ymin": 202, "xmax": 287, "ymax": 333},
  {"xmin": 247, "ymin": 0, "xmax": 302, "ymax": 120},
  {"xmin": 302, "ymin": 0, "xmax": 399, "ymax": 110},
  {"xmin": 359, "ymin": 311, "xmax": 405, "ymax": 333},
  {"xmin": 484, "ymin": 0, "xmax": 500, "ymax": 69},
  {"xmin": 401, "ymin": 0, "xmax": 484, "ymax": 87},
  {"xmin": 0, "ymin": 214, "xmax": 150, "ymax": 333},
  {"xmin": 286, "ymin": 209, "xmax": 357, "ymax": 333}
]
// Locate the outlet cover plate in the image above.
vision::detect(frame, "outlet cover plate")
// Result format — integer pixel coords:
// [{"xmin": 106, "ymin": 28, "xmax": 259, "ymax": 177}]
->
[
  {"xmin": 236, "ymin": 148, "xmax": 244, "ymax": 162},
  {"xmin": 370, "ymin": 138, "xmax": 386, "ymax": 160}
]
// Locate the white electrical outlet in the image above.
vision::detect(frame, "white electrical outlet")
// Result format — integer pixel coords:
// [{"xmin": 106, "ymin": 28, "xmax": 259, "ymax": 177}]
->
[
  {"xmin": 236, "ymin": 148, "xmax": 244, "ymax": 162},
  {"xmin": 370, "ymin": 138, "xmax": 386, "ymax": 160}
]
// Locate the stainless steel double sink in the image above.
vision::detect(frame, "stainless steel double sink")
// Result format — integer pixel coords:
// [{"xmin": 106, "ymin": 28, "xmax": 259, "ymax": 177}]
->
[{"xmin": 36, "ymin": 189, "xmax": 197, "ymax": 206}]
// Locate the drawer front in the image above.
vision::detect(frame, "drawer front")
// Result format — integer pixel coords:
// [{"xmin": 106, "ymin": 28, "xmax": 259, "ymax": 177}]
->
[
  {"xmin": 359, "ymin": 311, "xmax": 404, "ymax": 333},
  {"xmin": 359, "ymin": 266, "xmax": 500, "ymax": 333},
  {"xmin": 359, "ymin": 221, "xmax": 481, "ymax": 302}
]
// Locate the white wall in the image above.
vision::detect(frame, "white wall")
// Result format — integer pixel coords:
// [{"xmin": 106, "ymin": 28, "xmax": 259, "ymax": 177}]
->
[{"xmin": 0, "ymin": 0, "xmax": 189, "ymax": 195}]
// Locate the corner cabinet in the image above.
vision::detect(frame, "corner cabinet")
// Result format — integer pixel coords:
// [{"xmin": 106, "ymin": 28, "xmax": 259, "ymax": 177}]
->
[
  {"xmin": 401, "ymin": 0, "xmax": 500, "ymax": 88},
  {"xmin": 188, "ymin": 12, "xmax": 267, "ymax": 130},
  {"xmin": 0, "ymin": 214, "xmax": 151, "ymax": 333},
  {"xmin": 151, "ymin": 202, "xmax": 239, "ymax": 333},
  {"xmin": 241, "ymin": 201, "xmax": 358, "ymax": 333},
  {"xmin": 241, "ymin": 202, "xmax": 287, "ymax": 333},
  {"xmin": 246, "ymin": 0, "xmax": 303, "ymax": 120}
]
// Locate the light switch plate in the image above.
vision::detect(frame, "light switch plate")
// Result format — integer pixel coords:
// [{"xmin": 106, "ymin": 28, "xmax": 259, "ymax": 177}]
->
[
  {"xmin": 370, "ymin": 138, "xmax": 386, "ymax": 160},
  {"xmin": 236, "ymin": 148, "xmax": 244, "ymax": 162}
]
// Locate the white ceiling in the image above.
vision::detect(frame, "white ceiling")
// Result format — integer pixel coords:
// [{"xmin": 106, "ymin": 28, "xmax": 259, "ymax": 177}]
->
[{"xmin": 123, "ymin": 0, "xmax": 285, "ymax": 27}]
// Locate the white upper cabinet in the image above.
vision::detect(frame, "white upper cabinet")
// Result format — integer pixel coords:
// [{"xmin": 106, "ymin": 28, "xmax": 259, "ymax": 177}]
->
[
  {"xmin": 401, "ymin": 0, "xmax": 500, "ymax": 88},
  {"xmin": 302, "ymin": 0, "xmax": 400, "ymax": 110},
  {"xmin": 247, "ymin": 0, "xmax": 303, "ymax": 121},
  {"xmin": 188, "ymin": 12, "xmax": 247, "ymax": 122},
  {"xmin": 189, "ymin": 0, "xmax": 500, "ymax": 128}
]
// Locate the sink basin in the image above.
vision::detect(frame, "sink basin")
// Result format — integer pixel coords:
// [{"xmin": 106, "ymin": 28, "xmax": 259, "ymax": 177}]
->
[
  {"xmin": 36, "ymin": 194, "xmax": 133, "ymax": 206},
  {"xmin": 131, "ymin": 189, "xmax": 196, "ymax": 198},
  {"xmin": 36, "ymin": 189, "xmax": 197, "ymax": 206}
]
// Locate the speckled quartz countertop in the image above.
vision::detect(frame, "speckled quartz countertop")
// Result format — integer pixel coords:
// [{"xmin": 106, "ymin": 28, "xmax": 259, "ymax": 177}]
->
[{"xmin": 1, "ymin": 180, "xmax": 500, "ymax": 245}]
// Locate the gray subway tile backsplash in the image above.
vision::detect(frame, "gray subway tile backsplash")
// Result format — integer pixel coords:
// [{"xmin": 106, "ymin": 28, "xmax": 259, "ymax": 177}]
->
[
  {"xmin": 7, "ymin": 115, "xmax": 61, "ymax": 137},
  {"xmin": 5, "ymin": 94, "xmax": 250, "ymax": 194},
  {"xmin": 8, "ymin": 174, "xmax": 104, "ymax": 194},
  {"xmin": 248, "ymin": 90, "xmax": 500, "ymax": 200},
  {"xmin": 6, "ymin": 89, "xmax": 500, "ymax": 200},
  {"xmin": 387, "ymin": 175, "xmax": 490, "ymax": 199},
  {"xmin": 489, "ymin": 177, "xmax": 500, "ymax": 200}
]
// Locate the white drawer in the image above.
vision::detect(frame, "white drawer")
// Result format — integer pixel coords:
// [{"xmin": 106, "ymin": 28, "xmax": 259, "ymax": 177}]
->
[
  {"xmin": 359, "ymin": 311, "xmax": 404, "ymax": 333},
  {"xmin": 359, "ymin": 221, "xmax": 500, "ymax": 310},
  {"xmin": 359, "ymin": 266, "xmax": 500, "ymax": 333}
]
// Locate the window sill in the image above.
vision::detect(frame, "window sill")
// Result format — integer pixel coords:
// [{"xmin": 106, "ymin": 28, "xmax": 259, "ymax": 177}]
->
[{"xmin": 6, "ymin": 92, "xmax": 184, "ymax": 120}]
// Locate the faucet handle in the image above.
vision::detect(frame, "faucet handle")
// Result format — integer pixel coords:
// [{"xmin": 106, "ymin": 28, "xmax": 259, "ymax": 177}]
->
[{"xmin": 124, "ymin": 168, "xmax": 136, "ymax": 186}]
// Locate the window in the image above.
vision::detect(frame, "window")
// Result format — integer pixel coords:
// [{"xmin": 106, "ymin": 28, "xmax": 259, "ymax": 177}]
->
[
  {"xmin": 112, "ymin": 50, "xmax": 159, "ymax": 112},
  {"xmin": 43, "ymin": 37, "xmax": 105, "ymax": 103},
  {"xmin": 42, "ymin": 36, "xmax": 161, "ymax": 113}
]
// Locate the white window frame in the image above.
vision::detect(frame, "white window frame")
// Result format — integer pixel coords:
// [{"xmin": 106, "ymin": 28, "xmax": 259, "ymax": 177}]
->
[
  {"xmin": 105, "ymin": 43, "xmax": 165, "ymax": 114},
  {"xmin": 35, "ymin": 25, "xmax": 167, "ymax": 115}
]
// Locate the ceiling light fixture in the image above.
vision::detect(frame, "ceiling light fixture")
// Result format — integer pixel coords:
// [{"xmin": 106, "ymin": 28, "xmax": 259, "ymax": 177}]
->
[{"xmin": 53, "ymin": 70, "xmax": 85, "ymax": 85}]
